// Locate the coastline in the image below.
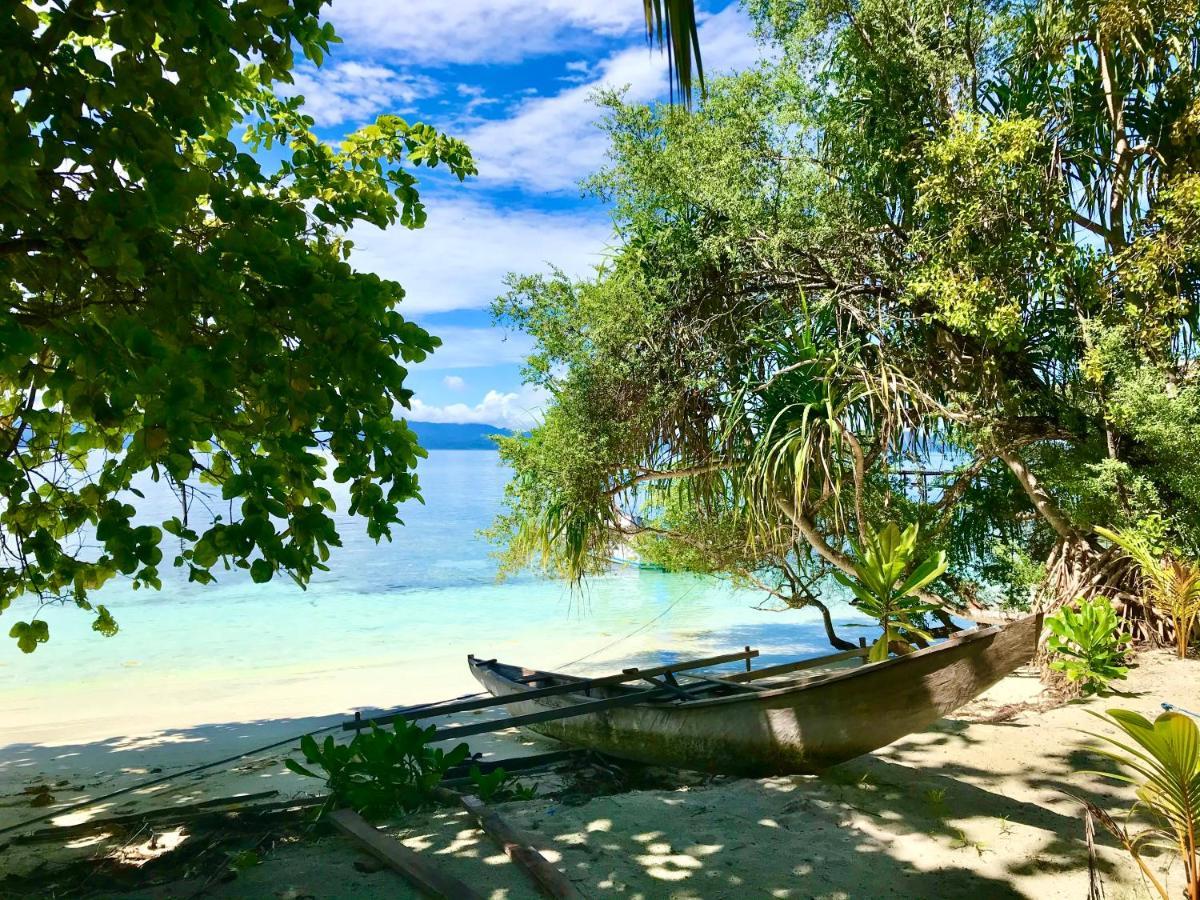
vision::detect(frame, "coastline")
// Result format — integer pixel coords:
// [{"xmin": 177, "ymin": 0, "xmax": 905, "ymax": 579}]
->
[
  {"xmin": 7, "ymin": 651, "xmax": 1194, "ymax": 897},
  {"xmin": 0, "ymin": 596, "xmax": 857, "ymax": 840}
]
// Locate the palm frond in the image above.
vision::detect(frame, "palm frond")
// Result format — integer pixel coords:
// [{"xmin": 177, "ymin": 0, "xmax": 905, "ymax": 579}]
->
[{"xmin": 643, "ymin": 0, "xmax": 704, "ymax": 106}]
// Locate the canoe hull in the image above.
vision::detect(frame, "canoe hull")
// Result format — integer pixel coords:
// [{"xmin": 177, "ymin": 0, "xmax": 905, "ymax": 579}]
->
[{"xmin": 470, "ymin": 615, "xmax": 1041, "ymax": 776}]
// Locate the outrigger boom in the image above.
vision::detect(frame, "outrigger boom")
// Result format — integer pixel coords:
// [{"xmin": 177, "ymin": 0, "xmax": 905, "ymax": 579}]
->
[{"xmin": 341, "ymin": 647, "xmax": 759, "ymax": 731}]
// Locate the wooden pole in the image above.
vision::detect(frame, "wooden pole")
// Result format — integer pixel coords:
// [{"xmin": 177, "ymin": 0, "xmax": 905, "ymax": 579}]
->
[
  {"xmin": 329, "ymin": 808, "xmax": 484, "ymax": 900},
  {"xmin": 430, "ymin": 685, "xmax": 665, "ymax": 742},
  {"xmin": 745, "ymin": 645, "xmax": 752, "ymax": 672},
  {"xmin": 437, "ymin": 789, "xmax": 582, "ymax": 899},
  {"xmin": 345, "ymin": 648, "xmax": 758, "ymax": 731}
]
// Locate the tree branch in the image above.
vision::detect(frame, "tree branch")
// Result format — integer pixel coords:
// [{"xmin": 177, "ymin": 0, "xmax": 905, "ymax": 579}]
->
[
  {"xmin": 997, "ymin": 448, "xmax": 1077, "ymax": 541},
  {"xmin": 776, "ymin": 493, "xmax": 1008, "ymax": 625},
  {"xmin": 605, "ymin": 460, "xmax": 732, "ymax": 496}
]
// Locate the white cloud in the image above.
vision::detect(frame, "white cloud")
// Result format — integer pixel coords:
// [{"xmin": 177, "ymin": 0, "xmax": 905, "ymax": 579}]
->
[
  {"xmin": 458, "ymin": 5, "xmax": 763, "ymax": 193},
  {"xmin": 408, "ymin": 384, "xmax": 548, "ymax": 431},
  {"xmin": 350, "ymin": 196, "xmax": 612, "ymax": 314},
  {"xmin": 419, "ymin": 326, "xmax": 533, "ymax": 370},
  {"xmin": 442, "ymin": 375, "xmax": 466, "ymax": 390},
  {"xmin": 561, "ymin": 59, "xmax": 597, "ymax": 83},
  {"xmin": 282, "ymin": 62, "xmax": 438, "ymax": 126},
  {"xmin": 325, "ymin": 0, "xmax": 637, "ymax": 66}
]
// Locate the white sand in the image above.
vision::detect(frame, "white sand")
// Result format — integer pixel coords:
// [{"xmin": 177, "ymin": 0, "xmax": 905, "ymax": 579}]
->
[{"xmin": 4, "ymin": 651, "xmax": 1197, "ymax": 898}]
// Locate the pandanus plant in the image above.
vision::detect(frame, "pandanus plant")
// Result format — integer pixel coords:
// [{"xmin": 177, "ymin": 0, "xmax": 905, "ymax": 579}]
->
[
  {"xmin": 1078, "ymin": 709, "xmax": 1200, "ymax": 900},
  {"xmin": 1096, "ymin": 526, "xmax": 1200, "ymax": 658},
  {"xmin": 833, "ymin": 522, "xmax": 948, "ymax": 661}
]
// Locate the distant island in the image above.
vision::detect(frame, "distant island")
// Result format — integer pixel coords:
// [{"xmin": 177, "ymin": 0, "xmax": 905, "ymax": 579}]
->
[{"xmin": 408, "ymin": 421, "xmax": 514, "ymax": 450}]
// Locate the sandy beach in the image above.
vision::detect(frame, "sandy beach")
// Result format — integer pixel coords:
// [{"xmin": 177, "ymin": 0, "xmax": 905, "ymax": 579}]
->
[{"xmin": 3, "ymin": 647, "xmax": 1196, "ymax": 898}]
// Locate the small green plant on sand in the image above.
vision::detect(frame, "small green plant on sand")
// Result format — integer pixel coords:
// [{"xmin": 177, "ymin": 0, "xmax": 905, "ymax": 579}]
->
[
  {"xmin": 287, "ymin": 720, "xmax": 470, "ymax": 819},
  {"xmin": 468, "ymin": 765, "xmax": 537, "ymax": 802},
  {"xmin": 1045, "ymin": 597, "xmax": 1132, "ymax": 694},
  {"xmin": 833, "ymin": 522, "xmax": 947, "ymax": 662},
  {"xmin": 949, "ymin": 828, "xmax": 990, "ymax": 857},
  {"xmin": 1072, "ymin": 709, "xmax": 1200, "ymax": 900}
]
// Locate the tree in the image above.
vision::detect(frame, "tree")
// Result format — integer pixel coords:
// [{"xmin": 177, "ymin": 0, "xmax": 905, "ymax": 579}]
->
[
  {"xmin": 0, "ymin": 1, "xmax": 475, "ymax": 651},
  {"xmin": 491, "ymin": 0, "xmax": 1200, "ymax": 647}
]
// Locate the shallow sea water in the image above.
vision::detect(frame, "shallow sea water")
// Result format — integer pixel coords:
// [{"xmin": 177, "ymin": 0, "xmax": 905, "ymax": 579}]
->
[{"xmin": 0, "ymin": 451, "xmax": 874, "ymax": 729}]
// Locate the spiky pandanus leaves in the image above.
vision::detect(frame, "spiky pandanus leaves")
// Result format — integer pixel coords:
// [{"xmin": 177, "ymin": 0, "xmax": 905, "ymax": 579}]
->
[
  {"xmin": 731, "ymin": 308, "xmax": 924, "ymax": 547},
  {"xmin": 1081, "ymin": 709, "xmax": 1200, "ymax": 900}
]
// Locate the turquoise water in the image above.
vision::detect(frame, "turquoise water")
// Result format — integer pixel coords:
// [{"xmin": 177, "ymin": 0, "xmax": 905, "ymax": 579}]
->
[{"xmin": 0, "ymin": 451, "xmax": 872, "ymax": 699}]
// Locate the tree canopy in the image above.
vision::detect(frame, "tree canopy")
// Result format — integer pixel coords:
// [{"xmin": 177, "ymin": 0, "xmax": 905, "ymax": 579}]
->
[
  {"xmin": 0, "ymin": 0, "xmax": 475, "ymax": 651},
  {"xmin": 492, "ymin": 0, "xmax": 1200, "ymax": 644}
]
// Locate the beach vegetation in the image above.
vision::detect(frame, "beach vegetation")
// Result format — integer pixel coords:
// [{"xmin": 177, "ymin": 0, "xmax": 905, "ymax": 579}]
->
[
  {"xmin": 286, "ymin": 720, "xmax": 471, "ymax": 820},
  {"xmin": 1045, "ymin": 598, "xmax": 1133, "ymax": 694},
  {"xmin": 832, "ymin": 523, "xmax": 947, "ymax": 661},
  {"xmin": 0, "ymin": 1, "xmax": 475, "ymax": 649},
  {"xmin": 1076, "ymin": 709, "xmax": 1200, "ymax": 900},
  {"xmin": 468, "ymin": 765, "xmax": 536, "ymax": 803},
  {"xmin": 490, "ymin": 0, "xmax": 1200, "ymax": 646},
  {"xmin": 1096, "ymin": 526, "xmax": 1200, "ymax": 659}
]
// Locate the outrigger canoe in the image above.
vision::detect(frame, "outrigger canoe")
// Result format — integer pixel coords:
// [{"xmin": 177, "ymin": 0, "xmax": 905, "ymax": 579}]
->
[{"xmin": 469, "ymin": 615, "xmax": 1041, "ymax": 775}]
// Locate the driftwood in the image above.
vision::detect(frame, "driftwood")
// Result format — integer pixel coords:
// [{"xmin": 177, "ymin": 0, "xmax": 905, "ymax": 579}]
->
[
  {"xmin": 433, "ymin": 787, "xmax": 581, "ymax": 899},
  {"xmin": 329, "ymin": 808, "xmax": 484, "ymax": 900}
]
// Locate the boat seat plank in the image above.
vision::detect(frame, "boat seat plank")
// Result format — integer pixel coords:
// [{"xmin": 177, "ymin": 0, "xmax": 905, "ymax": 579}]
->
[{"xmin": 677, "ymin": 672, "xmax": 767, "ymax": 693}]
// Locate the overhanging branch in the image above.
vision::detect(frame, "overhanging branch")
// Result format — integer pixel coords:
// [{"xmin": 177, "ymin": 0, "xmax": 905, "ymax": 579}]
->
[{"xmin": 997, "ymin": 449, "xmax": 1077, "ymax": 541}]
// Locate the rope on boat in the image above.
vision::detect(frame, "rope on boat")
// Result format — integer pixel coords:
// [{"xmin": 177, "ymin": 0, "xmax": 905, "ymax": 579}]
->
[{"xmin": 555, "ymin": 591, "xmax": 691, "ymax": 670}]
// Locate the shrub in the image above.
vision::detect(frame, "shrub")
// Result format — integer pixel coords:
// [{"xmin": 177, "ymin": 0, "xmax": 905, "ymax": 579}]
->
[
  {"xmin": 286, "ymin": 720, "xmax": 470, "ymax": 819},
  {"xmin": 468, "ymin": 765, "xmax": 537, "ymax": 802},
  {"xmin": 1045, "ymin": 597, "xmax": 1132, "ymax": 694},
  {"xmin": 832, "ymin": 522, "xmax": 947, "ymax": 661}
]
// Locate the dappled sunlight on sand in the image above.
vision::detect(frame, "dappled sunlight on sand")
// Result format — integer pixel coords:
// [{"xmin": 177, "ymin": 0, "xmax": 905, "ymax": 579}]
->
[
  {"xmin": 108, "ymin": 731, "xmax": 208, "ymax": 752},
  {"xmin": 3, "ymin": 654, "xmax": 1196, "ymax": 898},
  {"xmin": 110, "ymin": 826, "xmax": 189, "ymax": 867}
]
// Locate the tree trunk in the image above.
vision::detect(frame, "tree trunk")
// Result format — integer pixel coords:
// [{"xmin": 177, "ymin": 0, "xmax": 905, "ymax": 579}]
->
[{"xmin": 813, "ymin": 597, "xmax": 857, "ymax": 651}]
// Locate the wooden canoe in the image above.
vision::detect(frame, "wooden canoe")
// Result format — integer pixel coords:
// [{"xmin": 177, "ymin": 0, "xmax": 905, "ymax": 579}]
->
[{"xmin": 468, "ymin": 614, "xmax": 1042, "ymax": 775}]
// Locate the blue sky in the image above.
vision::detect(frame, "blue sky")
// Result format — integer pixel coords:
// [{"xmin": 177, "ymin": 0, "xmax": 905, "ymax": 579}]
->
[{"xmin": 292, "ymin": 0, "xmax": 764, "ymax": 429}]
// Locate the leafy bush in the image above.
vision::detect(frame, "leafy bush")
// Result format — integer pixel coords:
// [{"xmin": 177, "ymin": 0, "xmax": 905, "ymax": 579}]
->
[
  {"xmin": 1046, "ymin": 597, "xmax": 1132, "ymax": 694},
  {"xmin": 286, "ymin": 720, "xmax": 470, "ymax": 819},
  {"xmin": 833, "ymin": 522, "xmax": 947, "ymax": 661},
  {"xmin": 1075, "ymin": 709, "xmax": 1200, "ymax": 900}
]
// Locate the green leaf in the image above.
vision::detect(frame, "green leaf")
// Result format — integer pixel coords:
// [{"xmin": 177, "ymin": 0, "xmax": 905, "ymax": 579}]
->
[
  {"xmin": 250, "ymin": 559, "xmax": 273, "ymax": 583},
  {"xmin": 284, "ymin": 759, "xmax": 319, "ymax": 779}
]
